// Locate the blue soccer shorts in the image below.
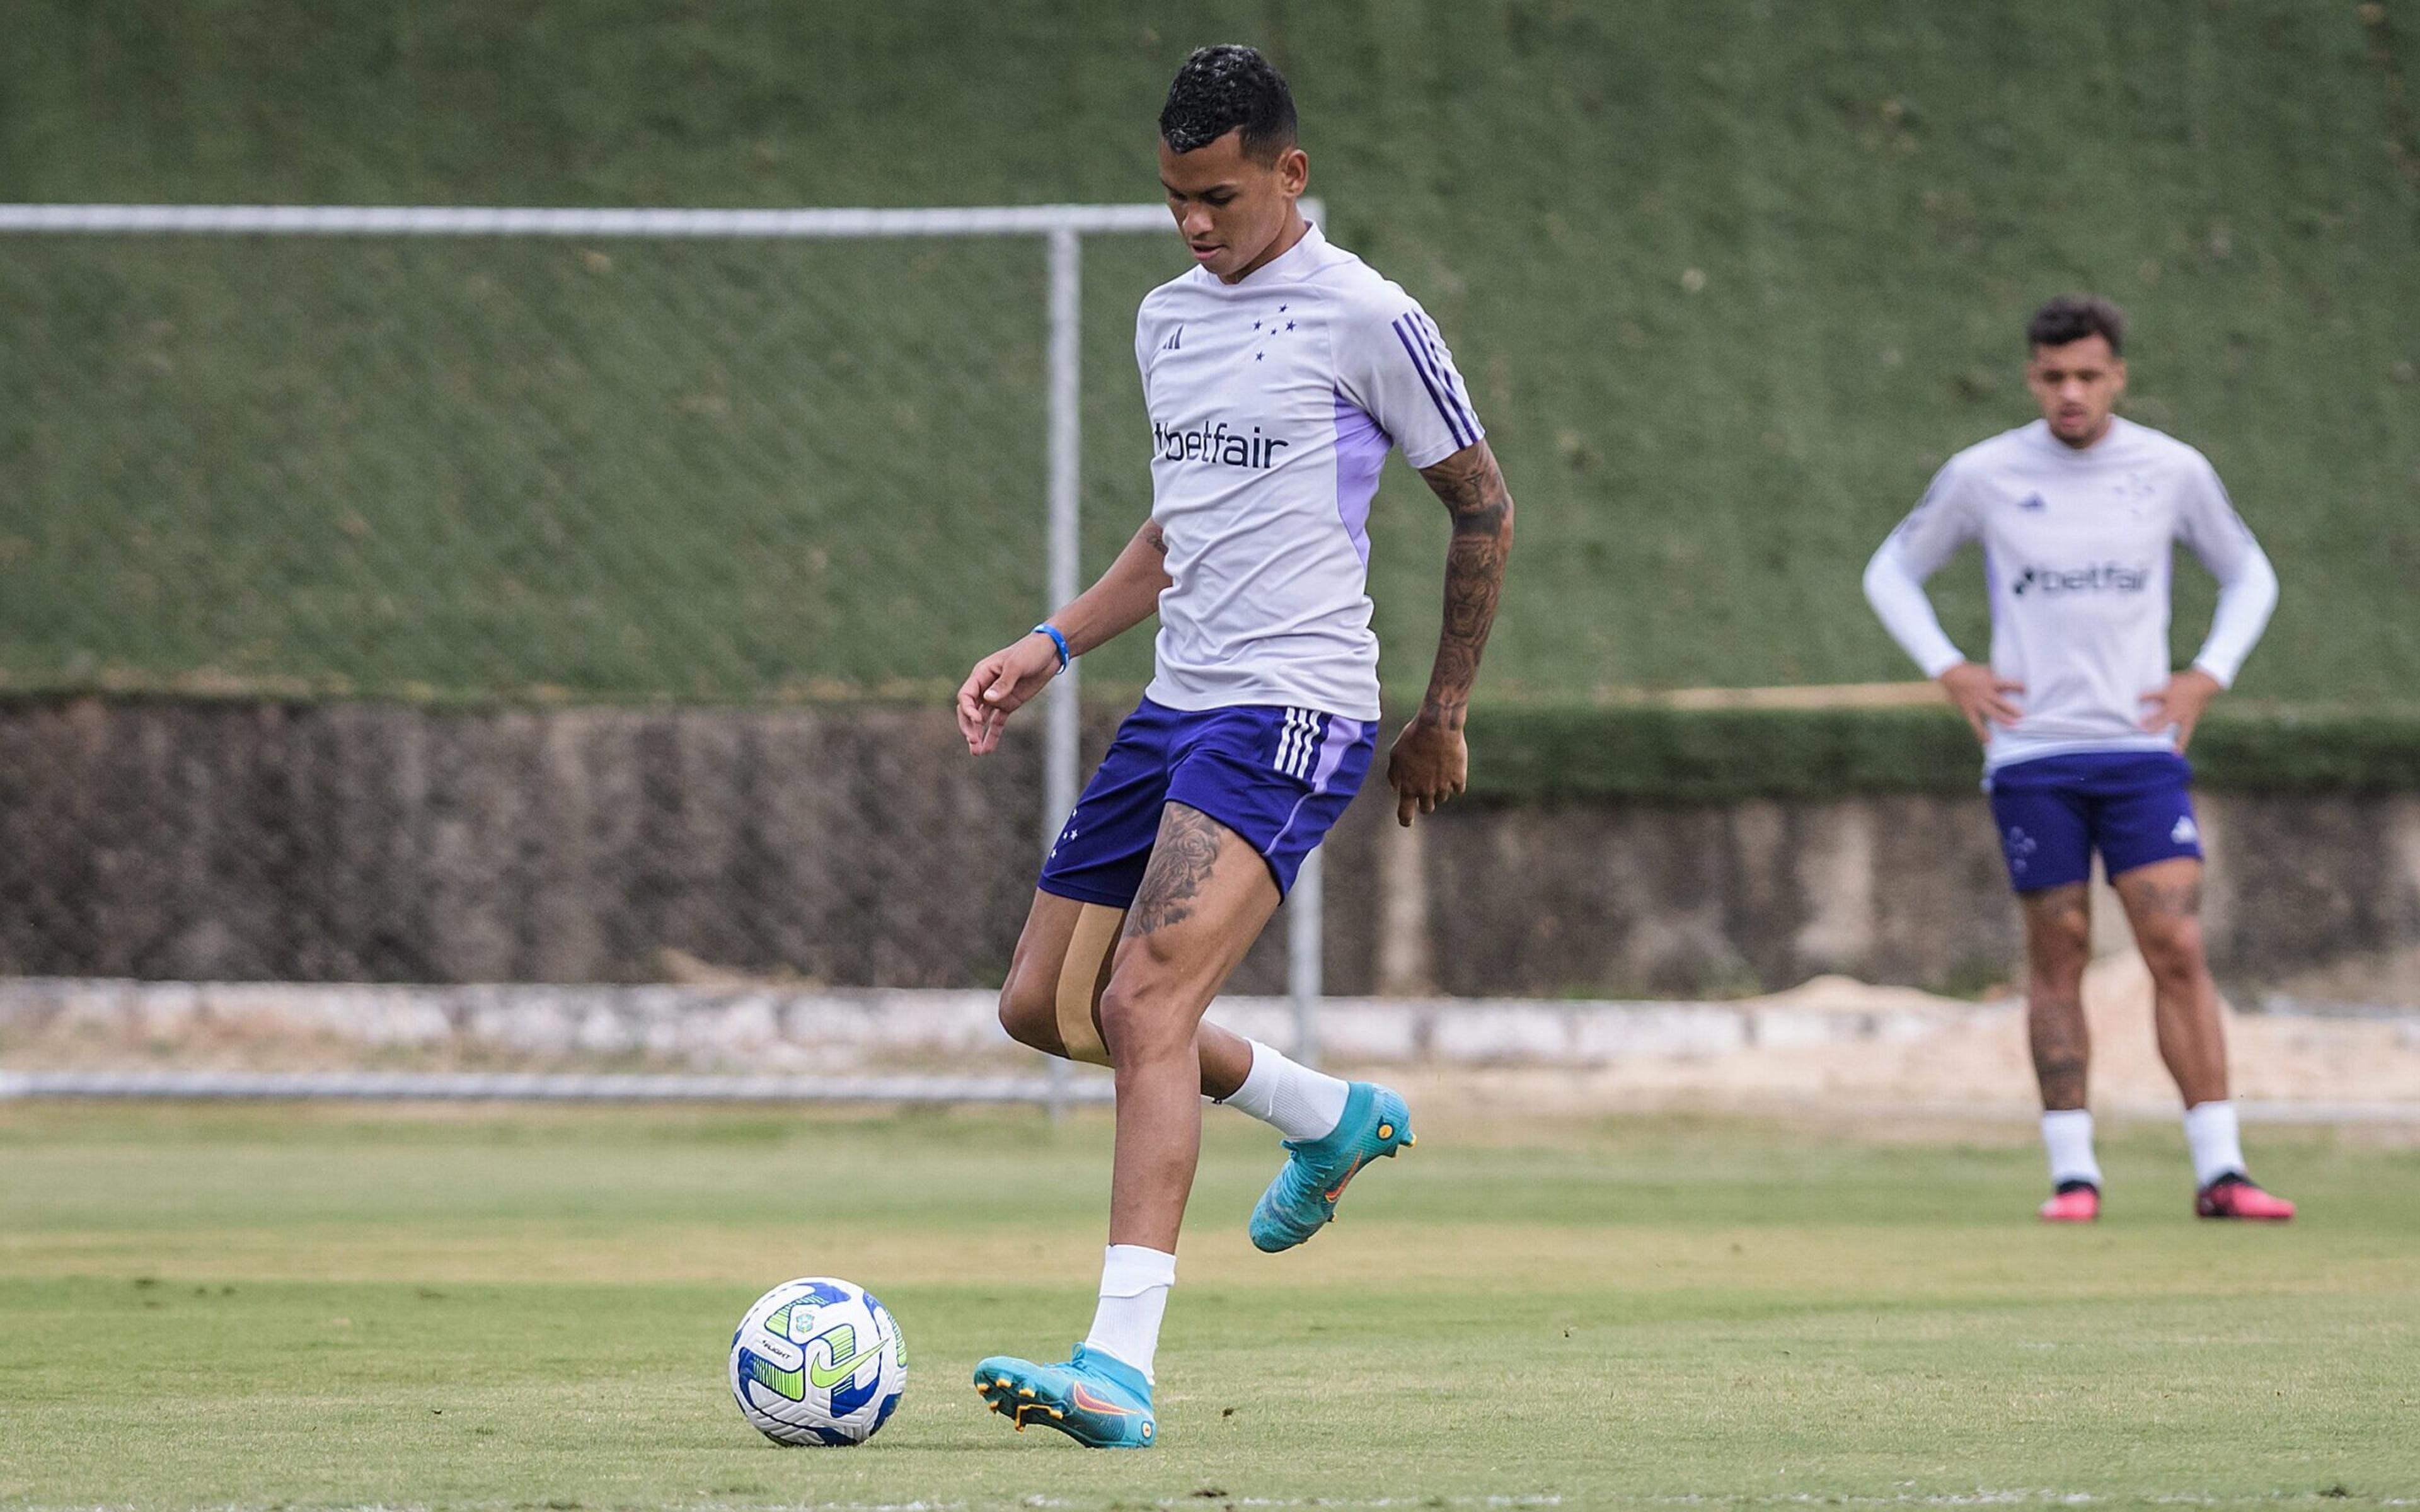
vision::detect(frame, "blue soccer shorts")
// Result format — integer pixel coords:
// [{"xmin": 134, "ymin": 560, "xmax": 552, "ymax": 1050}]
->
[
  {"xmin": 1037, "ymin": 697, "xmax": 1377, "ymax": 905},
  {"xmin": 1986, "ymin": 750, "xmax": 2204, "ymax": 893}
]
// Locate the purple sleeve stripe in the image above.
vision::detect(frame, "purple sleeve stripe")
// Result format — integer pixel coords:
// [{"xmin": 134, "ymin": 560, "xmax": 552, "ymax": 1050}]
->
[
  {"xmin": 1392, "ymin": 316, "xmax": 1474, "ymax": 450},
  {"xmin": 1414, "ymin": 313, "xmax": 1482, "ymax": 438}
]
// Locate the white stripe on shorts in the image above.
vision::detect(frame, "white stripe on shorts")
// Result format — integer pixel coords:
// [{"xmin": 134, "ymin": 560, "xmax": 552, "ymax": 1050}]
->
[{"xmin": 1276, "ymin": 708, "xmax": 1324, "ymax": 780}]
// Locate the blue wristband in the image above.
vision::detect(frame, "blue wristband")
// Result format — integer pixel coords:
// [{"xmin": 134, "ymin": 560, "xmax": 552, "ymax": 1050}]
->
[{"xmin": 1030, "ymin": 623, "xmax": 1071, "ymax": 672}]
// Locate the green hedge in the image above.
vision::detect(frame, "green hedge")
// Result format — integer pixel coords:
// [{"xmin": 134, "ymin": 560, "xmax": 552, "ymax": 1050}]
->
[
  {"xmin": 6, "ymin": 692, "xmax": 2411, "ymax": 803},
  {"xmin": 1458, "ymin": 705, "xmax": 2420, "ymax": 803}
]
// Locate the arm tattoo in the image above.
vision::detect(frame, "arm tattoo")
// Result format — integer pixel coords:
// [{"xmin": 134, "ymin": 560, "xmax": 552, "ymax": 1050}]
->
[
  {"xmin": 1144, "ymin": 522, "xmax": 1168, "ymax": 554},
  {"xmin": 1414, "ymin": 442, "xmax": 1516, "ymax": 724},
  {"xmin": 1126, "ymin": 803, "xmax": 1223, "ymax": 936}
]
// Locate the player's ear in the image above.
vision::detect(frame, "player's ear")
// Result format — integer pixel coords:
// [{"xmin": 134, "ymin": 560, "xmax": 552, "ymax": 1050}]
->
[{"xmin": 1277, "ymin": 145, "xmax": 1310, "ymax": 198}]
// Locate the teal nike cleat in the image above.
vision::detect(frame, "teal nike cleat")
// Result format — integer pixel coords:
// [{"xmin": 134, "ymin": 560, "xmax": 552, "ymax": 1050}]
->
[
  {"xmin": 971, "ymin": 1344, "xmax": 1156, "ymax": 1448},
  {"xmin": 1249, "ymin": 1080, "xmax": 1415, "ymax": 1252}
]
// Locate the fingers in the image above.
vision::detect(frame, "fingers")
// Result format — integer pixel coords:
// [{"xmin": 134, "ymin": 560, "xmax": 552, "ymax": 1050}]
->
[
  {"xmin": 980, "ymin": 667, "xmax": 1022, "ymax": 716},
  {"xmin": 1964, "ymin": 694, "xmax": 2020, "ymax": 730},
  {"xmin": 979, "ymin": 661, "xmax": 1046, "ymax": 721},
  {"xmin": 1387, "ymin": 721, "xmax": 1468, "ymax": 827},
  {"xmin": 955, "ymin": 664, "xmax": 996, "ymax": 749},
  {"xmin": 1391, "ymin": 774, "xmax": 1455, "ymax": 825},
  {"xmin": 957, "ymin": 643, "xmax": 1049, "ymax": 755},
  {"xmin": 2138, "ymin": 689, "xmax": 2172, "ymax": 734}
]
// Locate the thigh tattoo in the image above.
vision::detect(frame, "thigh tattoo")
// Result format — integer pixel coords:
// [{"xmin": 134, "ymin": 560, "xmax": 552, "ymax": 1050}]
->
[
  {"xmin": 1127, "ymin": 804, "xmax": 1224, "ymax": 937},
  {"xmin": 2128, "ymin": 874, "xmax": 2203, "ymax": 919}
]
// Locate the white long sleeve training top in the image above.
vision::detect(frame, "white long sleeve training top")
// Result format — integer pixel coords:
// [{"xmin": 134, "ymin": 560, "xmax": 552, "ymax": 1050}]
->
[{"xmin": 1864, "ymin": 417, "xmax": 2279, "ymax": 773}]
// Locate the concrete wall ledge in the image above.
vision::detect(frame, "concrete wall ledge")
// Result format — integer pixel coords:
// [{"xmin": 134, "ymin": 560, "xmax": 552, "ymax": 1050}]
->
[{"xmin": 8, "ymin": 977, "xmax": 2417, "ymax": 1075}]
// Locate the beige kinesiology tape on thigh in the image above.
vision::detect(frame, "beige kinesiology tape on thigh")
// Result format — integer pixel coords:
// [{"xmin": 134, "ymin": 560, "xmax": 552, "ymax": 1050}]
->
[{"xmin": 1052, "ymin": 903, "xmax": 1124, "ymax": 1066}]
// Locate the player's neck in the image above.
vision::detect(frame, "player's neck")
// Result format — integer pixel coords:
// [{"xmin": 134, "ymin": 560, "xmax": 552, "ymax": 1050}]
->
[
  {"xmin": 2048, "ymin": 415, "xmax": 2118, "ymax": 452},
  {"xmin": 1219, "ymin": 210, "xmax": 1310, "ymax": 285}
]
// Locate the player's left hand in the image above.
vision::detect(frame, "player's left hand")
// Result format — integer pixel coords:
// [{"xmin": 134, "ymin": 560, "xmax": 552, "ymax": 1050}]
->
[
  {"xmin": 2140, "ymin": 667, "xmax": 2223, "ymax": 751},
  {"xmin": 1386, "ymin": 712, "xmax": 1467, "ymax": 827}
]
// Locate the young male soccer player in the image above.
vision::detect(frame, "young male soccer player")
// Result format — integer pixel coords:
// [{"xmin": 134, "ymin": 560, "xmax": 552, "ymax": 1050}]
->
[
  {"xmin": 1863, "ymin": 295, "xmax": 2291, "ymax": 1225},
  {"xmin": 950, "ymin": 45, "xmax": 1514, "ymax": 1446}
]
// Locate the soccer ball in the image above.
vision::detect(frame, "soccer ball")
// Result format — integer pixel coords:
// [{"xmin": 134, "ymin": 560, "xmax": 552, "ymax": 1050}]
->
[{"xmin": 728, "ymin": 1276, "xmax": 906, "ymax": 1446}]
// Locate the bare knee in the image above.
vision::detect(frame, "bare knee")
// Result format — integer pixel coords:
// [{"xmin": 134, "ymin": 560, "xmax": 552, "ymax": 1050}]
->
[
  {"xmin": 2134, "ymin": 916, "xmax": 2208, "ymax": 990},
  {"xmin": 997, "ymin": 967, "xmax": 1061, "ymax": 1053},
  {"xmin": 1097, "ymin": 957, "xmax": 1198, "ymax": 1070},
  {"xmin": 2023, "ymin": 890, "xmax": 2092, "ymax": 993}
]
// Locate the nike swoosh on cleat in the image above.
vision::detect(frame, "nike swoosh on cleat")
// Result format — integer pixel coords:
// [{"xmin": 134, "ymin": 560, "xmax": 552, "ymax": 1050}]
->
[
  {"xmin": 1323, "ymin": 1154, "xmax": 1365, "ymax": 1203},
  {"xmin": 1069, "ymin": 1383, "xmax": 1138, "ymax": 1416}
]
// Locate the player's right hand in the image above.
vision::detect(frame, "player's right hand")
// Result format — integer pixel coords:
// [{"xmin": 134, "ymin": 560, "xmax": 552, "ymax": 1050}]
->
[
  {"xmin": 955, "ymin": 633, "xmax": 1064, "ymax": 757},
  {"xmin": 1938, "ymin": 661, "xmax": 2024, "ymax": 744}
]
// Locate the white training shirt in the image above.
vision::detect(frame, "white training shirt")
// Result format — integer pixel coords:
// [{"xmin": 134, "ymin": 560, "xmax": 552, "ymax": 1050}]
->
[
  {"xmin": 1864, "ymin": 416, "xmax": 2279, "ymax": 773},
  {"xmin": 1135, "ymin": 223, "xmax": 1484, "ymax": 722}
]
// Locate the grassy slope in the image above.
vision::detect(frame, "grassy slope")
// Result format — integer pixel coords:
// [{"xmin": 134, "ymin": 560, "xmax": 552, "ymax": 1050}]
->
[
  {"xmin": 3, "ymin": 1102, "xmax": 2418, "ymax": 1509},
  {"xmin": 0, "ymin": 1, "xmax": 2415, "ymax": 703}
]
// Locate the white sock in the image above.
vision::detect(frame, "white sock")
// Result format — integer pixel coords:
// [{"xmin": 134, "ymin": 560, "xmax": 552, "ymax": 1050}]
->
[
  {"xmin": 2041, "ymin": 1109, "xmax": 2102, "ymax": 1189},
  {"xmin": 1219, "ymin": 1039, "xmax": 1350, "ymax": 1142},
  {"xmin": 1081, "ymin": 1244, "xmax": 1175, "ymax": 1382},
  {"xmin": 2183, "ymin": 1100, "xmax": 2247, "ymax": 1188}
]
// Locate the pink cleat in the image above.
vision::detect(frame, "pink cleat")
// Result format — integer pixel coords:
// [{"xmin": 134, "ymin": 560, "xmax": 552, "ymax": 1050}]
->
[
  {"xmin": 2038, "ymin": 1183, "xmax": 2100, "ymax": 1222},
  {"xmin": 2196, "ymin": 1174, "xmax": 2295, "ymax": 1221}
]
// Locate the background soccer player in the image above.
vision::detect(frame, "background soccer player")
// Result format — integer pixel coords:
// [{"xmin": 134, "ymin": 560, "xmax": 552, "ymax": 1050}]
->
[
  {"xmin": 1862, "ymin": 296, "xmax": 2292, "ymax": 1225},
  {"xmin": 950, "ymin": 45, "xmax": 1514, "ymax": 1445}
]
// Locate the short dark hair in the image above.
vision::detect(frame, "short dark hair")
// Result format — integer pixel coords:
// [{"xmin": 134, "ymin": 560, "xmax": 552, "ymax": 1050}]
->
[
  {"xmin": 2027, "ymin": 295, "xmax": 2126, "ymax": 356},
  {"xmin": 1160, "ymin": 45, "xmax": 1297, "ymax": 160}
]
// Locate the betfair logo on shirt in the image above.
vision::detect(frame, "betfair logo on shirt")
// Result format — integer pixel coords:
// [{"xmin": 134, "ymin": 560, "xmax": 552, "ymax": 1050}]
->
[
  {"xmin": 1153, "ymin": 418, "xmax": 1291, "ymax": 469},
  {"xmin": 2009, "ymin": 562, "xmax": 2150, "ymax": 597}
]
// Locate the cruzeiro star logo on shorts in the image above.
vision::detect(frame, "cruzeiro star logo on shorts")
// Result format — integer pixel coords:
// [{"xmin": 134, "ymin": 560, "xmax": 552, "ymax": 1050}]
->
[{"xmin": 2005, "ymin": 825, "xmax": 2037, "ymax": 875}]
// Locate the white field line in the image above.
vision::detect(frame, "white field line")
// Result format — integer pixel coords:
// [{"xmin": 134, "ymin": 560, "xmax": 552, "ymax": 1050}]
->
[{"xmin": 9, "ymin": 1495, "xmax": 2413, "ymax": 1512}]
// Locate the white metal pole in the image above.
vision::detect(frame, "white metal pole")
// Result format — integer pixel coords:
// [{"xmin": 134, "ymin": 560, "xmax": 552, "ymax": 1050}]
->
[
  {"xmin": 1042, "ymin": 225, "xmax": 1084, "ymax": 1118},
  {"xmin": 1044, "ymin": 226, "xmax": 1082, "ymax": 829},
  {"xmin": 1289, "ymin": 845, "xmax": 1324, "ymax": 1067}
]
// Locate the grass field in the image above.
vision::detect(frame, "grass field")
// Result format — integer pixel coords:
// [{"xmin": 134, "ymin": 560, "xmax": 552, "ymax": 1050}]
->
[
  {"xmin": 4, "ymin": 0, "xmax": 2417, "ymax": 703},
  {"xmin": 3, "ymin": 1101, "xmax": 2416, "ymax": 1510}
]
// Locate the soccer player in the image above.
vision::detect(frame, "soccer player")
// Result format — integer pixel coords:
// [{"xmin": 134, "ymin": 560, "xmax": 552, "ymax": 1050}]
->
[
  {"xmin": 952, "ymin": 45, "xmax": 1514, "ymax": 1446},
  {"xmin": 1864, "ymin": 295, "xmax": 2292, "ymax": 1225}
]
